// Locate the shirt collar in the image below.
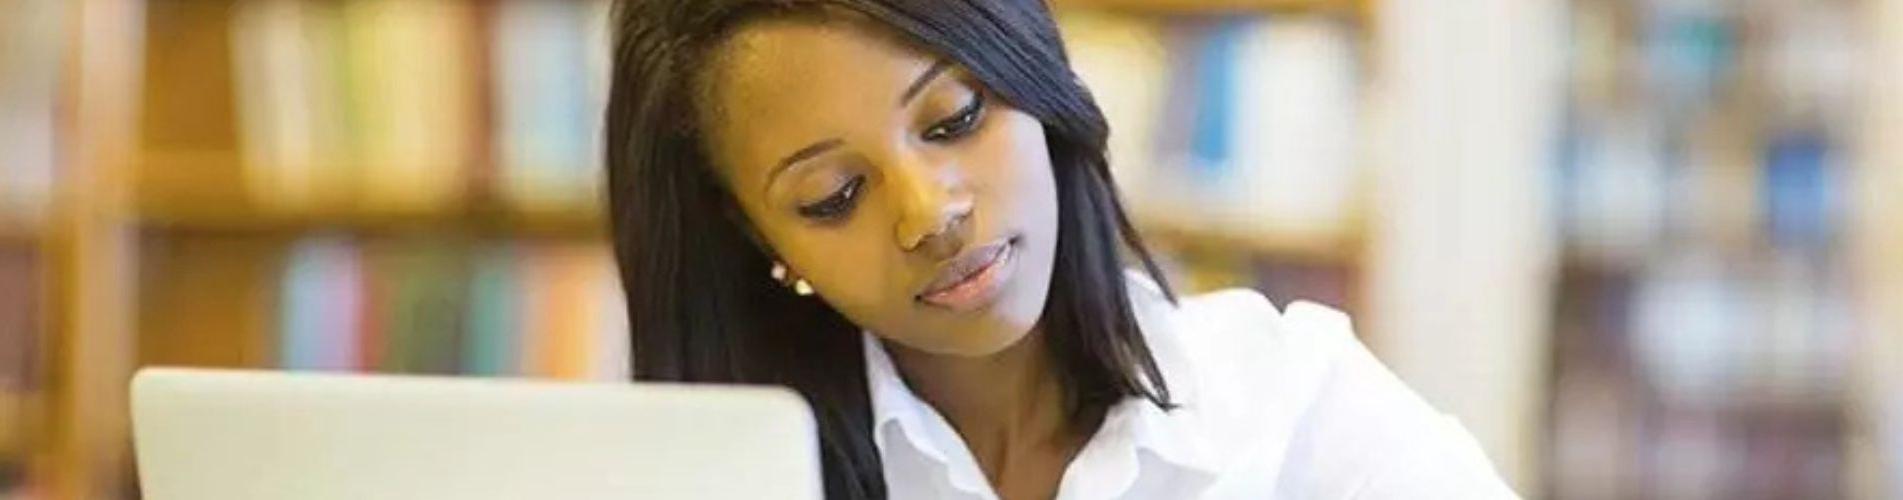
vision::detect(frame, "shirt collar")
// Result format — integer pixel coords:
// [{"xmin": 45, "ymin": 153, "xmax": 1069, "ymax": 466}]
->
[
  {"xmin": 862, "ymin": 331, "xmax": 996, "ymax": 494},
  {"xmin": 860, "ymin": 270, "xmax": 1220, "ymax": 495},
  {"xmin": 1088, "ymin": 269, "xmax": 1219, "ymax": 486}
]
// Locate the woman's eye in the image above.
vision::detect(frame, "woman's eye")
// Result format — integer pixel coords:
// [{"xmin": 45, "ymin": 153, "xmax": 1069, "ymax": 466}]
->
[
  {"xmin": 921, "ymin": 93, "xmax": 986, "ymax": 142},
  {"xmin": 796, "ymin": 175, "xmax": 866, "ymax": 221}
]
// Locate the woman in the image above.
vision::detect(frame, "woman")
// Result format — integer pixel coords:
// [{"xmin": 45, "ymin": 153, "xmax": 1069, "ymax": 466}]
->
[{"xmin": 606, "ymin": 0, "xmax": 1516, "ymax": 498}]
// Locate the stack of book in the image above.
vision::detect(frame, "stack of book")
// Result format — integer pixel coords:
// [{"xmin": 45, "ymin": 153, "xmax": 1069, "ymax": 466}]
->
[
  {"xmin": 138, "ymin": 236, "xmax": 628, "ymax": 381},
  {"xmin": 275, "ymin": 237, "xmax": 628, "ymax": 379},
  {"xmin": 227, "ymin": 0, "xmax": 612, "ymax": 214}
]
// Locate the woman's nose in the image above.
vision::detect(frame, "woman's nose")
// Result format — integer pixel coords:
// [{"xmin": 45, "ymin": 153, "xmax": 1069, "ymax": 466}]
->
[{"xmin": 890, "ymin": 156, "xmax": 973, "ymax": 259}]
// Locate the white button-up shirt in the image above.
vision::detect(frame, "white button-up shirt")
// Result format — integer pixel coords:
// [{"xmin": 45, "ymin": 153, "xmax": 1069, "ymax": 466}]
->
[{"xmin": 862, "ymin": 272, "xmax": 1519, "ymax": 499}]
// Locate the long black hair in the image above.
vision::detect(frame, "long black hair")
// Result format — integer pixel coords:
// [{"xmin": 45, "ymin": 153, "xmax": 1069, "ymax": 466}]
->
[{"xmin": 605, "ymin": 1, "xmax": 1177, "ymax": 498}]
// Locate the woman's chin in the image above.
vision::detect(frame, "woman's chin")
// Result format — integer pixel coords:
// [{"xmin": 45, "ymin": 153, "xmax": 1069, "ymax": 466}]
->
[{"xmin": 885, "ymin": 318, "xmax": 1036, "ymax": 358}]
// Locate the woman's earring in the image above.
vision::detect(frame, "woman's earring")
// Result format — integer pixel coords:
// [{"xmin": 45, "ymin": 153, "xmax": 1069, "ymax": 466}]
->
[
  {"xmin": 771, "ymin": 262, "xmax": 815, "ymax": 296},
  {"xmin": 793, "ymin": 279, "xmax": 814, "ymax": 296}
]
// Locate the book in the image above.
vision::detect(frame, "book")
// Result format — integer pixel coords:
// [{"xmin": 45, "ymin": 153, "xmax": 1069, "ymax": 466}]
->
[
  {"xmin": 1762, "ymin": 129, "xmax": 1841, "ymax": 251},
  {"xmin": 521, "ymin": 243, "xmax": 593, "ymax": 379},
  {"xmin": 280, "ymin": 236, "xmax": 364, "ymax": 371},
  {"xmin": 340, "ymin": 0, "xmax": 480, "ymax": 213},
  {"xmin": 232, "ymin": 0, "xmax": 356, "ymax": 212},
  {"xmin": 1068, "ymin": 15, "xmax": 1362, "ymax": 244},
  {"xmin": 492, "ymin": 0, "xmax": 613, "ymax": 211},
  {"xmin": 515, "ymin": 242, "xmax": 626, "ymax": 380},
  {"xmin": 376, "ymin": 239, "xmax": 468, "ymax": 375},
  {"xmin": 1226, "ymin": 18, "xmax": 1358, "ymax": 241},
  {"xmin": 231, "ymin": 0, "xmax": 616, "ymax": 216},
  {"xmin": 464, "ymin": 242, "xmax": 524, "ymax": 376},
  {"xmin": 276, "ymin": 238, "xmax": 624, "ymax": 380}
]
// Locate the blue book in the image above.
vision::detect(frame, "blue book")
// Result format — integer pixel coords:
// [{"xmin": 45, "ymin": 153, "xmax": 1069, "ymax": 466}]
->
[
  {"xmin": 279, "ymin": 237, "xmax": 362, "ymax": 371},
  {"xmin": 1762, "ymin": 130, "xmax": 1838, "ymax": 251},
  {"xmin": 494, "ymin": 0, "xmax": 600, "ymax": 209},
  {"xmin": 1189, "ymin": 18, "xmax": 1251, "ymax": 182}
]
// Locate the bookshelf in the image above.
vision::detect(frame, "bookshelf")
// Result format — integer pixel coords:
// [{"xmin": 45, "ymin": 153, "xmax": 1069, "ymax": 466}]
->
[
  {"xmin": 29, "ymin": 0, "xmax": 1697, "ymax": 498},
  {"xmin": 1537, "ymin": 0, "xmax": 1895, "ymax": 497},
  {"xmin": 35, "ymin": 0, "xmax": 1899, "ymax": 498},
  {"xmin": 25, "ymin": 0, "xmax": 1387, "ymax": 498},
  {"xmin": 18, "ymin": 0, "xmax": 1385, "ymax": 498},
  {"xmin": 35, "ymin": 0, "xmax": 620, "ymax": 497}
]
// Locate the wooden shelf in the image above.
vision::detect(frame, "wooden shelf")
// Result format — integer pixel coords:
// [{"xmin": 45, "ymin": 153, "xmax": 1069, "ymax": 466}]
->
[
  {"xmin": 125, "ymin": 154, "xmax": 606, "ymax": 239},
  {"xmin": 136, "ymin": 199, "xmax": 606, "ymax": 240}
]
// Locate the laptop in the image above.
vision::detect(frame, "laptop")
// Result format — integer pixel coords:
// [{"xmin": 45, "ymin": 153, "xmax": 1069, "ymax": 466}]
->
[{"xmin": 131, "ymin": 367, "xmax": 822, "ymax": 500}]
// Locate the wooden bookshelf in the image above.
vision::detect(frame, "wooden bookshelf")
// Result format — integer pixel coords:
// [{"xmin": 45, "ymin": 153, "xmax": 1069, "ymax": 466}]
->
[{"xmin": 37, "ymin": 0, "xmax": 1387, "ymax": 499}]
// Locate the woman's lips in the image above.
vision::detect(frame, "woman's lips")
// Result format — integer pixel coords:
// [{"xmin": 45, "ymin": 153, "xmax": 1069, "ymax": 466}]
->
[{"xmin": 917, "ymin": 238, "xmax": 1018, "ymax": 312}]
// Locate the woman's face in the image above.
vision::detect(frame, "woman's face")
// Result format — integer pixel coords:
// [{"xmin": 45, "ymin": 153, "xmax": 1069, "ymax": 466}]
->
[{"xmin": 698, "ymin": 16, "xmax": 1059, "ymax": 357}]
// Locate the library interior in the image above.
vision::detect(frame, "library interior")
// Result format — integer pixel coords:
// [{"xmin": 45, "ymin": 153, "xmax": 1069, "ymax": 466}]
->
[{"xmin": 1, "ymin": 0, "xmax": 1898, "ymax": 498}]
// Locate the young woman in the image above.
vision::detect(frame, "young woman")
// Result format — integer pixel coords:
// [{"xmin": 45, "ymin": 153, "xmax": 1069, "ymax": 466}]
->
[{"xmin": 606, "ymin": 1, "xmax": 1516, "ymax": 498}]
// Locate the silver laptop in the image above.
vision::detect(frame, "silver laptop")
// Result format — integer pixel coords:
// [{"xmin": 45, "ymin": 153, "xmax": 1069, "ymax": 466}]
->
[{"xmin": 131, "ymin": 367, "xmax": 822, "ymax": 500}]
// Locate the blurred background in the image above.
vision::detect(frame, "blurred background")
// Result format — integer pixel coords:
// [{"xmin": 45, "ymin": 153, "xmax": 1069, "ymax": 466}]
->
[{"xmin": 0, "ymin": 0, "xmax": 1896, "ymax": 498}]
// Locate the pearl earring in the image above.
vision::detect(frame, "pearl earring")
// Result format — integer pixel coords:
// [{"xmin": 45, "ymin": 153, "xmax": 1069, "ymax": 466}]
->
[
  {"xmin": 793, "ymin": 279, "xmax": 814, "ymax": 296},
  {"xmin": 771, "ymin": 262, "xmax": 814, "ymax": 296}
]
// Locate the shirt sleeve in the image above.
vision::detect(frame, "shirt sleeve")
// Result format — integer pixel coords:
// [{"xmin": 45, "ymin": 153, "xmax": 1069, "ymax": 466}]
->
[{"xmin": 1270, "ymin": 302, "xmax": 1521, "ymax": 500}]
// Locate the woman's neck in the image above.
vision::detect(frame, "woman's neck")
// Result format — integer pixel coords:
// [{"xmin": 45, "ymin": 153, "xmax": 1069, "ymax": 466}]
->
[{"xmin": 883, "ymin": 328, "xmax": 1081, "ymax": 465}]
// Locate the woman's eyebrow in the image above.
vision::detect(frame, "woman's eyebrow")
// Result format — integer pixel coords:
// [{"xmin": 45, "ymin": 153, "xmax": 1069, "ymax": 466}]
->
[
  {"xmin": 766, "ymin": 59, "xmax": 953, "ymax": 193},
  {"xmin": 767, "ymin": 137, "xmax": 845, "ymax": 192},
  {"xmin": 898, "ymin": 58, "xmax": 952, "ymax": 107}
]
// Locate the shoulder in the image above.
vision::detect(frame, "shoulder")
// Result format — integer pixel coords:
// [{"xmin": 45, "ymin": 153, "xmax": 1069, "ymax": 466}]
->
[
  {"xmin": 1157, "ymin": 284, "xmax": 1371, "ymax": 430},
  {"xmin": 1124, "ymin": 272, "xmax": 1361, "ymax": 414},
  {"xmin": 1123, "ymin": 272, "xmax": 1517, "ymax": 498},
  {"xmin": 1122, "ymin": 270, "xmax": 1355, "ymax": 368}
]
